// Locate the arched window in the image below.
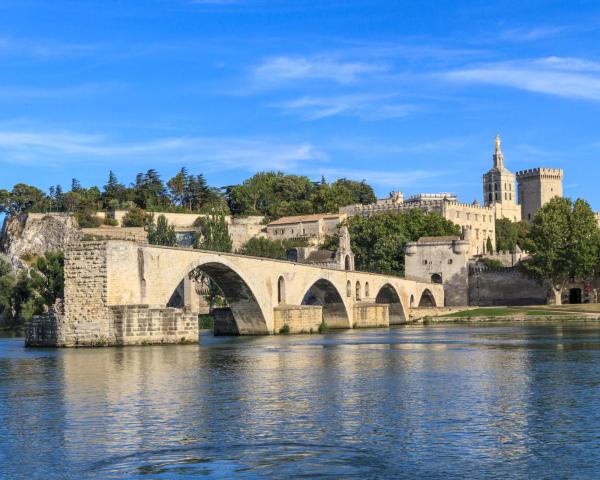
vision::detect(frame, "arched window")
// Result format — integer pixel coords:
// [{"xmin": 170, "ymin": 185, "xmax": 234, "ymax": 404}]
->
[
  {"xmin": 346, "ymin": 280, "xmax": 352, "ymax": 297},
  {"xmin": 365, "ymin": 282, "xmax": 370, "ymax": 298},
  {"xmin": 277, "ymin": 276, "xmax": 285, "ymax": 304},
  {"xmin": 410, "ymin": 295, "xmax": 415, "ymax": 308},
  {"xmin": 431, "ymin": 273, "xmax": 442, "ymax": 284},
  {"xmin": 355, "ymin": 281, "xmax": 361, "ymax": 301},
  {"xmin": 344, "ymin": 255, "xmax": 351, "ymax": 271}
]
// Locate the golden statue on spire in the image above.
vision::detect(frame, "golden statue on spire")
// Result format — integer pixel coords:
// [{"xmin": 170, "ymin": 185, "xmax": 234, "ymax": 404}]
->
[{"xmin": 495, "ymin": 134, "xmax": 501, "ymax": 153}]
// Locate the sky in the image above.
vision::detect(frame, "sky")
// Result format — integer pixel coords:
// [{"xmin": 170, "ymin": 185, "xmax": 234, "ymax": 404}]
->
[{"xmin": 1, "ymin": 0, "xmax": 600, "ymax": 209}]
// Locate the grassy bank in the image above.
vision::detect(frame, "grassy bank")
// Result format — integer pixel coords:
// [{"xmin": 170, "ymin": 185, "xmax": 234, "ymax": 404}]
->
[{"xmin": 432, "ymin": 305, "xmax": 600, "ymax": 322}]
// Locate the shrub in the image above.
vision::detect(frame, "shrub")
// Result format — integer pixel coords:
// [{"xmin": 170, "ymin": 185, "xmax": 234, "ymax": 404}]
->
[
  {"xmin": 279, "ymin": 324, "xmax": 290, "ymax": 334},
  {"xmin": 122, "ymin": 207, "xmax": 151, "ymax": 227},
  {"xmin": 318, "ymin": 321, "xmax": 328, "ymax": 333},
  {"xmin": 479, "ymin": 257, "xmax": 504, "ymax": 269}
]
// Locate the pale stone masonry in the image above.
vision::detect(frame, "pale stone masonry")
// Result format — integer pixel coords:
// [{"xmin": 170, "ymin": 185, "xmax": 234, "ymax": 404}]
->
[
  {"xmin": 266, "ymin": 213, "xmax": 347, "ymax": 243},
  {"xmin": 516, "ymin": 168, "xmax": 564, "ymax": 222},
  {"xmin": 483, "ymin": 135, "xmax": 521, "ymax": 222},
  {"xmin": 26, "ymin": 240, "xmax": 443, "ymax": 346}
]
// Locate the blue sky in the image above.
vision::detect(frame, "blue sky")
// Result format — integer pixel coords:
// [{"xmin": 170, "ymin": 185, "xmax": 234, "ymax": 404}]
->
[{"xmin": 1, "ymin": 0, "xmax": 600, "ymax": 208}]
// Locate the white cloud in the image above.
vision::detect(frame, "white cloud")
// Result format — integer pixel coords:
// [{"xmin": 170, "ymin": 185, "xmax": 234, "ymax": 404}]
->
[
  {"xmin": 276, "ymin": 94, "xmax": 414, "ymax": 120},
  {"xmin": 253, "ymin": 56, "xmax": 386, "ymax": 85},
  {"xmin": 442, "ymin": 57, "xmax": 600, "ymax": 101},
  {"xmin": 0, "ymin": 130, "xmax": 326, "ymax": 172}
]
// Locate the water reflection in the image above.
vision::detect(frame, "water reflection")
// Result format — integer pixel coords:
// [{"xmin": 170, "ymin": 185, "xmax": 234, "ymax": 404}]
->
[{"xmin": 1, "ymin": 322, "xmax": 600, "ymax": 478}]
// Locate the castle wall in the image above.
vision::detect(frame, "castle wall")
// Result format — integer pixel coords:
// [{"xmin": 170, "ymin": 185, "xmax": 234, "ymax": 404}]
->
[{"xmin": 468, "ymin": 266, "xmax": 548, "ymax": 306}]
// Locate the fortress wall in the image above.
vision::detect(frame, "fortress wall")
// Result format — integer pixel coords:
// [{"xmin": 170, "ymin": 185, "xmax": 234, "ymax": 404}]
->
[{"xmin": 468, "ymin": 268, "xmax": 548, "ymax": 306}]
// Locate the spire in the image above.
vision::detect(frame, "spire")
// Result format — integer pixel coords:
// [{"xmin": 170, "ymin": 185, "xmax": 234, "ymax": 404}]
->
[{"xmin": 493, "ymin": 134, "xmax": 504, "ymax": 168}]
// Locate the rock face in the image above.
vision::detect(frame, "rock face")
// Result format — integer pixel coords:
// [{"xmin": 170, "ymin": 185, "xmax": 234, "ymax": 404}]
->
[{"xmin": 0, "ymin": 213, "xmax": 83, "ymax": 269}]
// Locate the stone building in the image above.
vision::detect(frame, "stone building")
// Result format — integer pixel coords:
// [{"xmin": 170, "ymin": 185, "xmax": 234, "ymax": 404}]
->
[
  {"xmin": 404, "ymin": 231, "xmax": 470, "ymax": 306},
  {"xmin": 483, "ymin": 135, "xmax": 521, "ymax": 222},
  {"xmin": 286, "ymin": 226, "xmax": 355, "ymax": 271},
  {"xmin": 266, "ymin": 213, "xmax": 347, "ymax": 243},
  {"xmin": 516, "ymin": 168, "xmax": 564, "ymax": 222}
]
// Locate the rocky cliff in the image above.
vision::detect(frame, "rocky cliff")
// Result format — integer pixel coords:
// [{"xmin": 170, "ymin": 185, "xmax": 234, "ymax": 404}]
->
[{"xmin": 0, "ymin": 213, "xmax": 83, "ymax": 269}]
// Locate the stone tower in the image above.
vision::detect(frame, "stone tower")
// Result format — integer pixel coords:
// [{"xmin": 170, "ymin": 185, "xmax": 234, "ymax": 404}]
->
[
  {"xmin": 482, "ymin": 135, "xmax": 521, "ymax": 222},
  {"xmin": 516, "ymin": 168, "xmax": 564, "ymax": 222},
  {"xmin": 336, "ymin": 226, "xmax": 355, "ymax": 271}
]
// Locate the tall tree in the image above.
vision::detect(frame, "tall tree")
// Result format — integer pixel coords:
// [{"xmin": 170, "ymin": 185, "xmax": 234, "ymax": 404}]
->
[
  {"xmin": 148, "ymin": 215, "xmax": 177, "ymax": 246},
  {"xmin": 194, "ymin": 213, "xmax": 232, "ymax": 253},
  {"xmin": 522, "ymin": 197, "xmax": 600, "ymax": 304}
]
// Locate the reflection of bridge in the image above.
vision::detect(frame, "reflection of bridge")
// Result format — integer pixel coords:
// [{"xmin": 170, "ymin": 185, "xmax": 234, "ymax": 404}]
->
[{"xmin": 27, "ymin": 241, "xmax": 443, "ymax": 347}]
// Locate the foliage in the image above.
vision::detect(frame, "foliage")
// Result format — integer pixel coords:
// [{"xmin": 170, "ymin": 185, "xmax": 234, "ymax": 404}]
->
[
  {"xmin": 278, "ymin": 323, "xmax": 290, "ymax": 334},
  {"xmin": 479, "ymin": 257, "xmax": 504, "ymax": 269},
  {"xmin": 238, "ymin": 237, "xmax": 308, "ymax": 260},
  {"xmin": 0, "ymin": 184, "xmax": 49, "ymax": 215},
  {"xmin": 148, "ymin": 215, "xmax": 177, "ymax": 246},
  {"xmin": 486, "ymin": 237, "xmax": 494, "ymax": 255},
  {"xmin": 194, "ymin": 213, "xmax": 232, "ymax": 253},
  {"xmin": 122, "ymin": 206, "xmax": 152, "ymax": 227},
  {"xmin": 495, "ymin": 218, "xmax": 530, "ymax": 253},
  {"xmin": 198, "ymin": 314, "xmax": 214, "ymax": 329},
  {"xmin": 318, "ymin": 321, "xmax": 329, "ymax": 333},
  {"xmin": 334, "ymin": 209, "xmax": 461, "ymax": 275},
  {"xmin": 0, "ymin": 252, "xmax": 64, "ymax": 323},
  {"xmin": 521, "ymin": 197, "xmax": 600, "ymax": 304},
  {"xmin": 225, "ymin": 172, "xmax": 376, "ymax": 218}
]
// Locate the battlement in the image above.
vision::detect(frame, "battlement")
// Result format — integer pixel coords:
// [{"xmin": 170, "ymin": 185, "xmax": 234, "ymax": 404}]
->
[{"xmin": 516, "ymin": 168, "xmax": 563, "ymax": 179}]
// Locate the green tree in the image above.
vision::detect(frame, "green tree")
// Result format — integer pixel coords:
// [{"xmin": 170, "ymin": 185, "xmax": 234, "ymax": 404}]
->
[
  {"xmin": 148, "ymin": 215, "xmax": 177, "ymax": 246},
  {"xmin": 330, "ymin": 210, "xmax": 461, "ymax": 275},
  {"xmin": 167, "ymin": 167, "xmax": 188, "ymax": 207},
  {"xmin": 194, "ymin": 213, "xmax": 232, "ymax": 253},
  {"xmin": 521, "ymin": 197, "xmax": 600, "ymax": 304},
  {"xmin": 0, "ymin": 184, "xmax": 49, "ymax": 215},
  {"xmin": 0, "ymin": 255, "xmax": 15, "ymax": 320},
  {"xmin": 122, "ymin": 206, "xmax": 152, "ymax": 227},
  {"xmin": 238, "ymin": 237, "xmax": 308, "ymax": 260},
  {"xmin": 486, "ymin": 237, "xmax": 494, "ymax": 254},
  {"xmin": 495, "ymin": 218, "xmax": 530, "ymax": 253}
]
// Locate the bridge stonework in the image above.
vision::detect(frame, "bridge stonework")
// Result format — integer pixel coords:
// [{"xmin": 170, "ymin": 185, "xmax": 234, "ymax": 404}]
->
[{"xmin": 27, "ymin": 241, "xmax": 443, "ymax": 347}]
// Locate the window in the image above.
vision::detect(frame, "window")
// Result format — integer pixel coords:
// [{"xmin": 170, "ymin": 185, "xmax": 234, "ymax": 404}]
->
[
  {"xmin": 423, "ymin": 260, "xmax": 428, "ymax": 265},
  {"xmin": 346, "ymin": 281, "xmax": 352, "ymax": 298},
  {"xmin": 365, "ymin": 282, "xmax": 370, "ymax": 298},
  {"xmin": 277, "ymin": 276, "xmax": 285, "ymax": 304},
  {"xmin": 456, "ymin": 211, "xmax": 460, "ymax": 218},
  {"xmin": 448, "ymin": 259, "xmax": 453, "ymax": 264},
  {"xmin": 355, "ymin": 281, "xmax": 361, "ymax": 301}
]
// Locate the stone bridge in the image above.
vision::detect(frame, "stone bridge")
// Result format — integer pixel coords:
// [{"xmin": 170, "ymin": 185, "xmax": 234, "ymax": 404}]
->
[{"xmin": 27, "ymin": 241, "xmax": 443, "ymax": 347}]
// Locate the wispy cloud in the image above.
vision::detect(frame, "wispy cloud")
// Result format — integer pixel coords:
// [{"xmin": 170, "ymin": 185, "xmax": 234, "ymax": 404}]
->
[
  {"xmin": 498, "ymin": 26, "xmax": 566, "ymax": 42},
  {"xmin": 253, "ymin": 55, "xmax": 387, "ymax": 85},
  {"xmin": 275, "ymin": 94, "xmax": 415, "ymax": 120},
  {"xmin": 442, "ymin": 56, "xmax": 600, "ymax": 101},
  {"xmin": 0, "ymin": 130, "xmax": 326, "ymax": 172}
]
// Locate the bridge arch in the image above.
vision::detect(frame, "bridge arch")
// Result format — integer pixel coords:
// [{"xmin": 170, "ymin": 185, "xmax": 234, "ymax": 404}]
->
[
  {"xmin": 167, "ymin": 257, "xmax": 270, "ymax": 335},
  {"xmin": 375, "ymin": 283, "xmax": 407, "ymax": 324},
  {"xmin": 301, "ymin": 278, "xmax": 351, "ymax": 329},
  {"xmin": 418, "ymin": 288, "xmax": 437, "ymax": 308}
]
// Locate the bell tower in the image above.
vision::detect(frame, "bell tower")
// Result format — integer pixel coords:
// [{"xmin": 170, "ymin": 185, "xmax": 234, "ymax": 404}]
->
[{"xmin": 482, "ymin": 135, "xmax": 521, "ymax": 222}]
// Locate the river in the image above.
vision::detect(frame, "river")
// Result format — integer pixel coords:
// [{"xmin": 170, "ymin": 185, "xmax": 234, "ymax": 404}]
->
[{"xmin": 1, "ymin": 322, "xmax": 600, "ymax": 479}]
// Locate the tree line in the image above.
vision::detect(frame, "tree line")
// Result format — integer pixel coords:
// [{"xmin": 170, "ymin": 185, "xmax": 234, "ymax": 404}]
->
[{"xmin": 0, "ymin": 170, "xmax": 377, "ymax": 227}]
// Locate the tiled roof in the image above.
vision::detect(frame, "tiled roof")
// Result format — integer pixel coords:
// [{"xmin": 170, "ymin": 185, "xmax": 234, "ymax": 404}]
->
[{"xmin": 268, "ymin": 213, "xmax": 343, "ymax": 226}]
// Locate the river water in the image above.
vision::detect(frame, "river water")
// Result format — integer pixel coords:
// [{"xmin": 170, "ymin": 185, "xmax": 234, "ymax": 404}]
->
[{"xmin": 1, "ymin": 322, "xmax": 600, "ymax": 479}]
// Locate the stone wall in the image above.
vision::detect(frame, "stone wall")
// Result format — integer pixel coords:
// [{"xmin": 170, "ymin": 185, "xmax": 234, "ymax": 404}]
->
[
  {"xmin": 352, "ymin": 303, "xmax": 389, "ymax": 328},
  {"xmin": 469, "ymin": 266, "xmax": 548, "ymax": 306},
  {"xmin": 82, "ymin": 227, "xmax": 148, "ymax": 244},
  {"xmin": 273, "ymin": 305, "xmax": 322, "ymax": 333},
  {"xmin": 109, "ymin": 305, "xmax": 198, "ymax": 345}
]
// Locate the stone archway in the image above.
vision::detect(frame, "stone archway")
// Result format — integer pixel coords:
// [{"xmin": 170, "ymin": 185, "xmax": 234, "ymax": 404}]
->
[
  {"xmin": 302, "ymin": 279, "xmax": 350, "ymax": 329},
  {"xmin": 171, "ymin": 262, "xmax": 269, "ymax": 335},
  {"xmin": 418, "ymin": 288, "xmax": 437, "ymax": 308},
  {"xmin": 375, "ymin": 283, "xmax": 406, "ymax": 324}
]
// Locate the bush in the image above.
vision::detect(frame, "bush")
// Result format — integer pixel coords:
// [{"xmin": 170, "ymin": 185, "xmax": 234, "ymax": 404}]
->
[
  {"xmin": 198, "ymin": 314, "xmax": 213, "ymax": 329},
  {"xmin": 279, "ymin": 324, "xmax": 290, "ymax": 334},
  {"xmin": 318, "ymin": 321, "xmax": 328, "ymax": 333},
  {"xmin": 122, "ymin": 207, "xmax": 152, "ymax": 227},
  {"xmin": 479, "ymin": 257, "xmax": 504, "ymax": 269},
  {"xmin": 75, "ymin": 211, "xmax": 102, "ymax": 228}
]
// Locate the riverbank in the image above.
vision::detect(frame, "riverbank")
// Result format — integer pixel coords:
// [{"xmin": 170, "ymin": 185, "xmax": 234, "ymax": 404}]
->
[{"xmin": 428, "ymin": 305, "xmax": 600, "ymax": 323}]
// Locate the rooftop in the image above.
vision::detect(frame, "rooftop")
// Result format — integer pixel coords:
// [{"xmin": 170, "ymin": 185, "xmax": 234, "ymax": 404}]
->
[{"xmin": 268, "ymin": 213, "xmax": 345, "ymax": 226}]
